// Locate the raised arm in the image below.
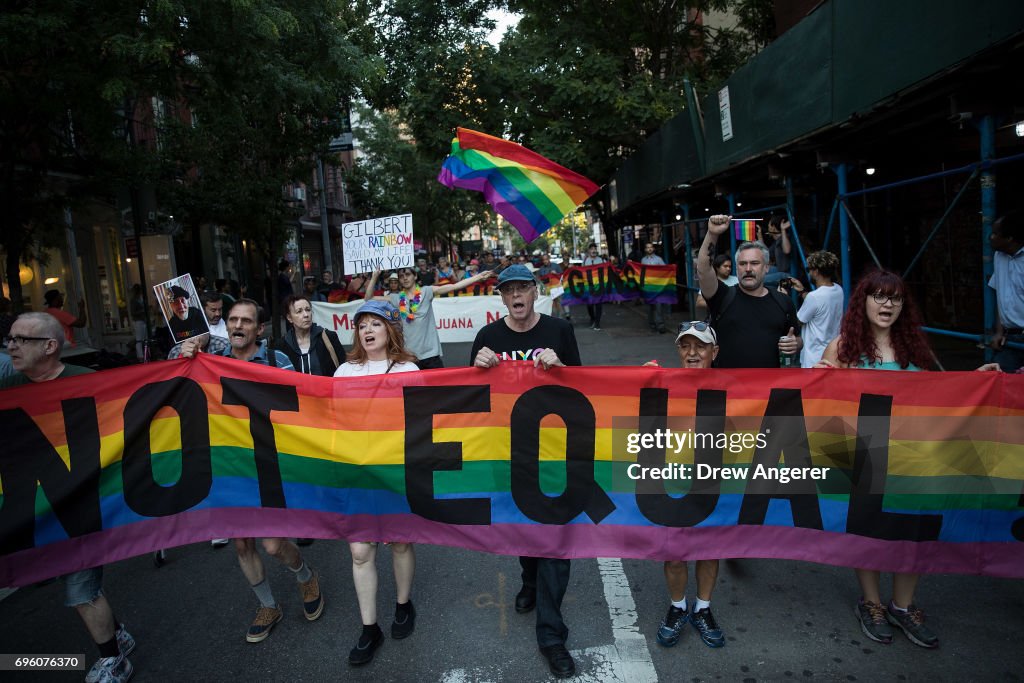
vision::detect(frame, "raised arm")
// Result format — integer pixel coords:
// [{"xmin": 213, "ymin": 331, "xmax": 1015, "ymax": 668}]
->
[
  {"xmin": 433, "ymin": 270, "xmax": 495, "ymax": 296},
  {"xmin": 364, "ymin": 270, "xmax": 385, "ymax": 301},
  {"xmin": 697, "ymin": 214, "xmax": 731, "ymax": 300}
]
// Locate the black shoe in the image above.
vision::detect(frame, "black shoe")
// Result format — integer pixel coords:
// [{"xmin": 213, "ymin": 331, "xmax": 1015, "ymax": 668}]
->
[
  {"xmin": 540, "ymin": 644, "xmax": 576, "ymax": 678},
  {"xmin": 515, "ymin": 585, "xmax": 536, "ymax": 613},
  {"xmin": 296, "ymin": 538, "xmax": 314, "ymax": 547},
  {"xmin": 348, "ymin": 625, "xmax": 383, "ymax": 666},
  {"xmin": 391, "ymin": 601, "xmax": 416, "ymax": 639}
]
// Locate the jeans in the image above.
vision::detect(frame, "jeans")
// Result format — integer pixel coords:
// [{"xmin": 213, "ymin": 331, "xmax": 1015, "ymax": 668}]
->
[
  {"xmin": 520, "ymin": 556, "xmax": 571, "ymax": 647},
  {"xmin": 647, "ymin": 303, "xmax": 665, "ymax": 330},
  {"xmin": 63, "ymin": 566, "xmax": 103, "ymax": 607}
]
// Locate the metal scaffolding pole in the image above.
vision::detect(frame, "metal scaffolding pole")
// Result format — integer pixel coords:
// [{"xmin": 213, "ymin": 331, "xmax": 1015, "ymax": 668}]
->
[
  {"xmin": 682, "ymin": 204, "xmax": 695, "ymax": 319},
  {"xmin": 979, "ymin": 115, "xmax": 997, "ymax": 359},
  {"xmin": 833, "ymin": 163, "xmax": 852, "ymax": 307}
]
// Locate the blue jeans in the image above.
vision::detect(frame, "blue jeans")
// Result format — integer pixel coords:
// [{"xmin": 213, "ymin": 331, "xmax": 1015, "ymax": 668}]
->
[
  {"xmin": 63, "ymin": 566, "xmax": 103, "ymax": 607},
  {"xmin": 994, "ymin": 333, "xmax": 1024, "ymax": 372},
  {"xmin": 520, "ymin": 556, "xmax": 571, "ymax": 647}
]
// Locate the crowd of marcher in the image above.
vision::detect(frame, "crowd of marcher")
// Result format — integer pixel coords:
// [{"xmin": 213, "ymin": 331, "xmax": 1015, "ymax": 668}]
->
[{"xmin": 0, "ymin": 210, "xmax": 1021, "ymax": 682}]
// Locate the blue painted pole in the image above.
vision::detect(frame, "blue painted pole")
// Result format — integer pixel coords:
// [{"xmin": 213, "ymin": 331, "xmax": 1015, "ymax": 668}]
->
[
  {"xmin": 835, "ymin": 164, "xmax": 852, "ymax": 307},
  {"xmin": 979, "ymin": 115, "xmax": 997, "ymax": 360},
  {"xmin": 822, "ymin": 198, "xmax": 839, "ymax": 252},
  {"xmin": 785, "ymin": 176, "xmax": 808, "ymax": 275},
  {"xmin": 682, "ymin": 204, "xmax": 695, "ymax": 319}
]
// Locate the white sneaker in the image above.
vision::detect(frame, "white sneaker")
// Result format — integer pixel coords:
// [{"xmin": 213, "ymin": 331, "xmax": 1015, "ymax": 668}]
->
[
  {"xmin": 86, "ymin": 654, "xmax": 133, "ymax": 683},
  {"xmin": 211, "ymin": 539, "xmax": 230, "ymax": 547}
]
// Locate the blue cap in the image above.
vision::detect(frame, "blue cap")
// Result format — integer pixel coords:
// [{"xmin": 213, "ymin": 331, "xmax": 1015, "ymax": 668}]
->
[
  {"xmin": 354, "ymin": 300, "xmax": 401, "ymax": 326},
  {"xmin": 496, "ymin": 264, "xmax": 536, "ymax": 290}
]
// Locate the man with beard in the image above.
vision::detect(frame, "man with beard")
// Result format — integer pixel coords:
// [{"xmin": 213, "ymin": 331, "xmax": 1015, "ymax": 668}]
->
[
  {"xmin": 469, "ymin": 264, "xmax": 581, "ymax": 678},
  {"xmin": 696, "ymin": 215, "xmax": 801, "ymax": 368},
  {"xmin": 166, "ymin": 285, "xmax": 208, "ymax": 343}
]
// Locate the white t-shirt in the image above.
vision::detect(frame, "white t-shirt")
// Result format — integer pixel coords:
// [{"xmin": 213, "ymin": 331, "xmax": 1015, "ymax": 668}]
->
[
  {"xmin": 988, "ymin": 246, "xmax": 1024, "ymax": 329},
  {"xmin": 333, "ymin": 359, "xmax": 419, "ymax": 377},
  {"xmin": 797, "ymin": 283, "xmax": 844, "ymax": 368}
]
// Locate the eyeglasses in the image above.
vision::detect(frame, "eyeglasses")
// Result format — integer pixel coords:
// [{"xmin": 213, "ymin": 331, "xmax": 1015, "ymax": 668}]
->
[
  {"xmin": 3, "ymin": 335, "xmax": 52, "ymax": 346},
  {"xmin": 871, "ymin": 293, "xmax": 904, "ymax": 306},
  {"xmin": 498, "ymin": 282, "xmax": 535, "ymax": 295},
  {"xmin": 676, "ymin": 321, "xmax": 717, "ymax": 343}
]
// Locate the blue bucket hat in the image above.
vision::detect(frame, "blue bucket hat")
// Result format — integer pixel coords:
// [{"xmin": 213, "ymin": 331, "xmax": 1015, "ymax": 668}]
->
[
  {"xmin": 496, "ymin": 264, "xmax": 536, "ymax": 290},
  {"xmin": 354, "ymin": 299, "xmax": 401, "ymax": 326}
]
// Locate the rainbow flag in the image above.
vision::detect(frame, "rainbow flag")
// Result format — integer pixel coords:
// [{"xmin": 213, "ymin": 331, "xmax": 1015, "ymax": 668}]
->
[
  {"xmin": 2, "ymin": 357, "xmax": 1023, "ymax": 586},
  {"xmin": 437, "ymin": 128, "xmax": 599, "ymax": 243},
  {"xmin": 733, "ymin": 219, "xmax": 758, "ymax": 241}
]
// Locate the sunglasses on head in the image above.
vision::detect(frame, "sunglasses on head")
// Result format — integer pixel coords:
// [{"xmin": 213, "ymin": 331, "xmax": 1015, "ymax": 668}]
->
[{"xmin": 676, "ymin": 321, "xmax": 717, "ymax": 343}]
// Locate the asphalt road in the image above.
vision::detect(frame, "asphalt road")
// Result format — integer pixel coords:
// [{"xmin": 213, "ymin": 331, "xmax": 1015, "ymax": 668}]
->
[{"xmin": 2, "ymin": 302, "xmax": 1022, "ymax": 682}]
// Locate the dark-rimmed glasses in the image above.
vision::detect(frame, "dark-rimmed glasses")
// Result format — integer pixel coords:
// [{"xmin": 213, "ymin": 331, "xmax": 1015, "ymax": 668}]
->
[
  {"xmin": 871, "ymin": 293, "xmax": 904, "ymax": 306},
  {"xmin": 3, "ymin": 335, "xmax": 52, "ymax": 346}
]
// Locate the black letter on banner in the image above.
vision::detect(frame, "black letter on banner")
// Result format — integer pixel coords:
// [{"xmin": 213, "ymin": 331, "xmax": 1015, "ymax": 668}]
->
[
  {"xmin": 510, "ymin": 386, "xmax": 614, "ymax": 524},
  {"xmin": 123, "ymin": 378, "xmax": 212, "ymax": 517},
  {"xmin": 636, "ymin": 388, "xmax": 725, "ymax": 527},
  {"xmin": 846, "ymin": 394, "xmax": 941, "ymax": 541},
  {"xmin": 738, "ymin": 389, "xmax": 823, "ymax": 529},
  {"xmin": 403, "ymin": 386, "xmax": 491, "ymax": 524},
  {"xmin": 1011, "ymin": 485, "xmax": 1024, "ymax": 542},
  {"xmin": 221, "ymin": 378, "xmax": 299, "ymax": 509},
  {"xmin": 566, "ymin": 270, "xmax": 586, "ymax": 299},
  {"xmin": 0, "ymin": 400, "xmax": 102, "ymax": 555}
]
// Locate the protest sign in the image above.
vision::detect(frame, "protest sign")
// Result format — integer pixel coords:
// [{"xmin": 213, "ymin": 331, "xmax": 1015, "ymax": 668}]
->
[
  {"xmin": 152, "ymin": 274, "xmax": 209, "ymax": 346},
  {"xmin": 342, "ymin": 213, "xmax": 414, "ymax": 274}
]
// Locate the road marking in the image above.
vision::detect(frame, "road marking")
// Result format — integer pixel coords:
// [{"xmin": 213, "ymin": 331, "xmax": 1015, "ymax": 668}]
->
[
  {"xmin": 571, "ymin": 557, "xmax": 657, "ymax": 682},
  {"xmin": 444, "ymin": 558, "xmax": 656, "ymax": 682}
]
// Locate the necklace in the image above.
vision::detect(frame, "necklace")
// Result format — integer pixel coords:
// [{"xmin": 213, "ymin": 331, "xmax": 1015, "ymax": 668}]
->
[{"xmin": 398, "ymin": 286, "xmax": 422, "ymax": 321}]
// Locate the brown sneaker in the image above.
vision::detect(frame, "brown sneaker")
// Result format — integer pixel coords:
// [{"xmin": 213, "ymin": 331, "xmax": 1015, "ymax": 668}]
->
[
  {"xmin": 246, "ymin": 606, "xmax": 282, "ymax": 643},
  {"xmin": 299, "ymin": 570, "xmax": 324, "ymax": 621}
]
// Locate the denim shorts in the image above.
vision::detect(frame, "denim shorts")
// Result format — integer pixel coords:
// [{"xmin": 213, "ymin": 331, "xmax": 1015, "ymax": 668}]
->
[{"xmin": 62, "ymin": 566, "xmax": 103, "ymax": 607}]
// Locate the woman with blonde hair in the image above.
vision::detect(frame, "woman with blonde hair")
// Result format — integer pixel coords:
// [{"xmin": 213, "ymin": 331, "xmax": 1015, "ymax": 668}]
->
[{"xmin": 334, "ymin": 300, "xmax": 417, "ymax": 665}]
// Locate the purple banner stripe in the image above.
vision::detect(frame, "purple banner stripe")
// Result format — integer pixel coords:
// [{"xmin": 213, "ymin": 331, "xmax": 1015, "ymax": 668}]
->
[{"xmin": 4, "ymin": 508, "xmax": 1021, "ymax": 587}]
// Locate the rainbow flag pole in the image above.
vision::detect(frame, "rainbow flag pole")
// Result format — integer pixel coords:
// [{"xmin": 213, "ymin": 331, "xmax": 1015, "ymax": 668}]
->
[{"xmin": 733, "ymin": 218, "xmax": 760, "ymax": 241}]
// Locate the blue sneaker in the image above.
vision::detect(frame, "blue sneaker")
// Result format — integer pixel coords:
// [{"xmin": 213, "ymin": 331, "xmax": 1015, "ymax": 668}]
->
[
  {"xmin": 690, "ymin": 607, "xmax": 725, "ymax": 647},
  {"xmin": 656, "ymin": 605, "xmax": 688, "ymax": 647}
]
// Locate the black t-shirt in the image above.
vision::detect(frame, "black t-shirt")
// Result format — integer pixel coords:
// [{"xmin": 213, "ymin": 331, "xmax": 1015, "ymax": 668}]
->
[
  {"xmin": 469, "ymin": 315, "xmax": 582, "ymax": 367},
  {"xmin": 707, "ymin": 284, "xmax": 797, "ymax": 368},
  {"xmin": 168, "ymin": 307, "xmax": 208, "ymax": 343}
]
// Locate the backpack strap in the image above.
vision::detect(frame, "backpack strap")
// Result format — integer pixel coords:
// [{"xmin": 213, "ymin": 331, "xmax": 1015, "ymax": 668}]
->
[
  {"xmin": 321, "ymin": 330, "xmax": 340, "ymax": 370},
  {"xmin": 711, "ymin": 285, "xmax": 796, "ymax": 333},
  {"xmin": 267, "ymin": 344, "xmax": 277, "ymax": 368}
]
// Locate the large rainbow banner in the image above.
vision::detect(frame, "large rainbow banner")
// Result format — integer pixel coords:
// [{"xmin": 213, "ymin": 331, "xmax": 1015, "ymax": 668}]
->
[
  {"xmin": 1, "ymin": 356, "xmax": 1022, "ymax": 587},
  {"xmin": 560, "ymin": 261, "xmax": 677, "ymax": 306}
]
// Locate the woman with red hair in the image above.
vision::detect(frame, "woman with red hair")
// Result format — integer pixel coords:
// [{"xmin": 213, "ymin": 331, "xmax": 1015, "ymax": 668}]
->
[{"xmin": 818, "ymin": 269, "xmax": 999, "ymax": 649}]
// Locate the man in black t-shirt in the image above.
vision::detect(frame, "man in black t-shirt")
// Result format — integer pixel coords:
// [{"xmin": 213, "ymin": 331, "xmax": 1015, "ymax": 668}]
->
[
  {"xmin": 469, "ymin": 264, "xmax": 580, "ymax": 679},
  {"xmin": 696, "ymin": 215, "xmax": 801, "ymax": 368}
]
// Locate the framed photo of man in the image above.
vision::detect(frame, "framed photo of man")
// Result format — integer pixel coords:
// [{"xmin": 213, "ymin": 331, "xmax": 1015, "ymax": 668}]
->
[{"xmin": 153, "ymin": 274, "xmax": 210, "ymax": 345}]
